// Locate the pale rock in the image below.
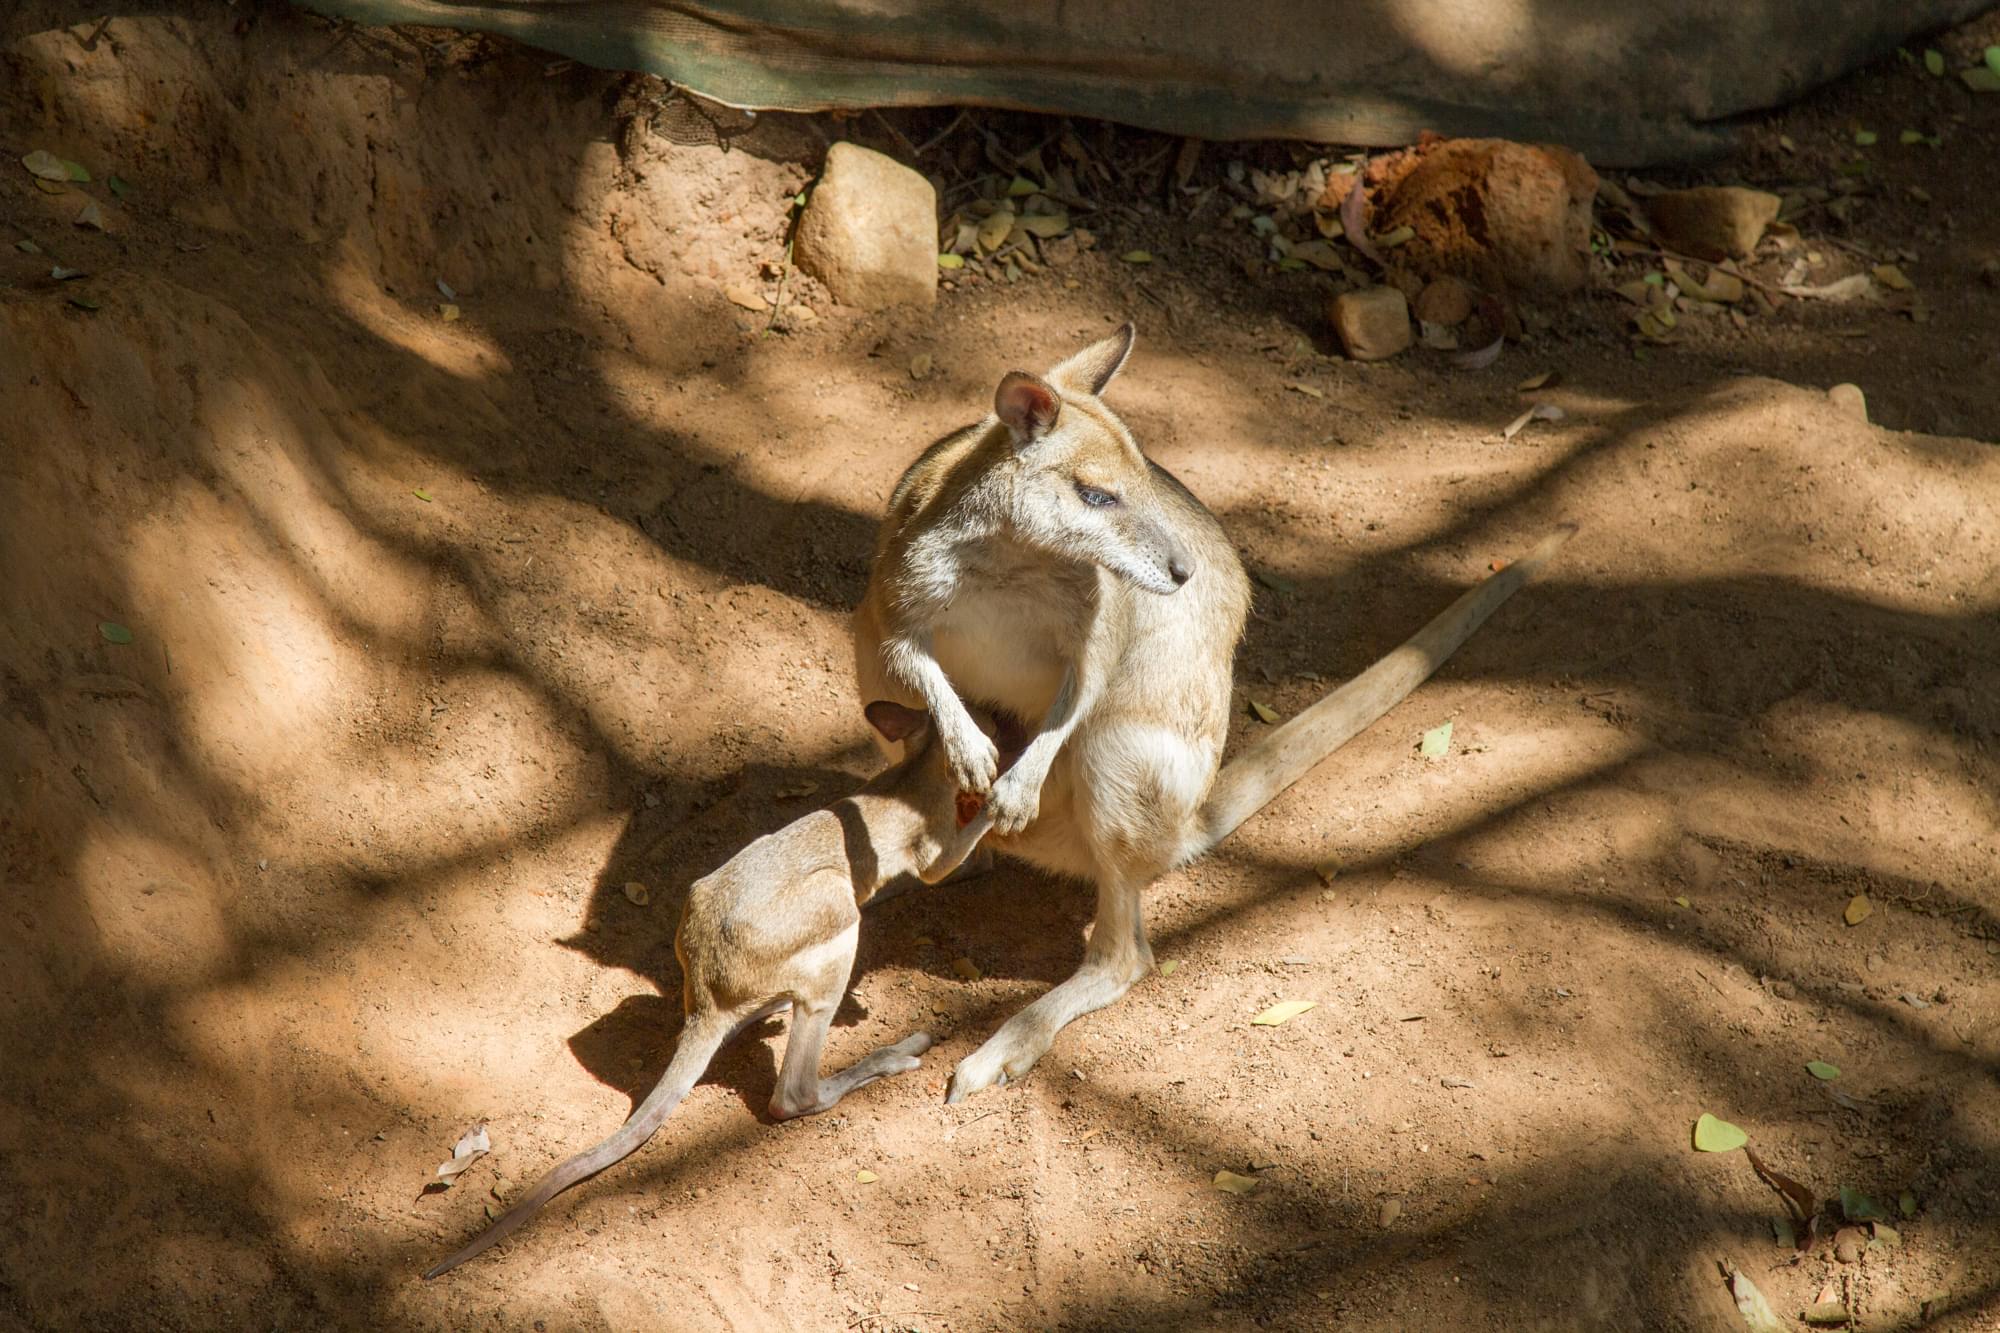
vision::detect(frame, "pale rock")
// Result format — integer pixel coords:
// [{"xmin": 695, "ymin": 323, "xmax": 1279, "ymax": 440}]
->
[
  {"xmin": 793, "ymin": 142, "xmax": 937, "ymax": 310},
  {"xmin": 1330, "ymin": 286, "xmax": 1412, "ymax": 361},
  {"xmin": 1827, "ymin": 383, "xmax": 1868, "ymax": 423}
]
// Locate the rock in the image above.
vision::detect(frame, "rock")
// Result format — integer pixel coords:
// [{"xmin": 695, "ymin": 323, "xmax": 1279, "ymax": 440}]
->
[
  {"xmin": 793, "ymin": 142, "xmax": 937, "ymax": 310},
  {"xmin": 1833, "ymin": 1225, "xmax": 1866, "ymax": 1264},
  {"xmin": 1330, "ymin": 286, "xmax": 1412, "ymax": 361},
  {"xmin": 1827, "ymin": 383, "xmax": 1868, "ymax": 423},
  {"xmin": 1413, "ymin": 276, "xmax": 1476, "ymax": 326},
  {"xmin": 1369, "ymin": 137, "xmax": 1598, "ymax": 297},
  {"xmin": 1645, "ymin": 187, "xmax": 1781, "ymax": 261}
]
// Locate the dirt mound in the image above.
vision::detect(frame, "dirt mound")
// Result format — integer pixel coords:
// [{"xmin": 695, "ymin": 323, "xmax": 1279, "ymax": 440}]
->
[{"xmin": 3, "ymin": 5, "xmax": 1998, "ymax": 1331}]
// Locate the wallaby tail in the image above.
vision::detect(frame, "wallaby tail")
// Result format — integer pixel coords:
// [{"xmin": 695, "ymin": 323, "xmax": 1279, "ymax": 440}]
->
[
  {"xmin": 422, "ymin": 1009, "xmax": 739, "ymax": 1279},
  {"xmin": 1189, "ymin": 524, "xmax": 1576, "ymax": 859}
]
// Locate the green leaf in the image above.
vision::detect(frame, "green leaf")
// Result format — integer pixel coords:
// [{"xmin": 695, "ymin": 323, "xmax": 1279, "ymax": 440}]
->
[
  {"xmin": 1419, "ymin": 721, "xmax": 1453, "ymax": 758},
  {"xmin": 1839, "ymin": 1185, "xmax": 1888, "ymax": 1221},
  {"xmin": 1803, "ymin": 1302, "xmax": 1850, "ymax": 1327},
  {"xmin": 67, "ymin": 296, "xmax": 100, "ymax": 311},
  {"xmin": 1961, "ymin": 66, "xmax": 2000, "ymax": 92},
  {"xmin": 1899, "ymin": 1189, "xmax": 1917, "ymax": 1217},
  {"xmin": 1006, "ymin": 175, "xmax": 1039, "ymax": 197},
  {"xmin": 98, "ymin": 621, "xmax": 134, "ymax": 644},
  {"xmin": 1853, "ymin": 130, "xmax": 1877, "ymax": 146},
  {"xmin": 1119, "ymin": 250, "xmax": 1154, "ymax": 264},
  {"xmin": 1728, "ymin": 1269, "xmax": 1786, "ymax": 1333},
  {"xmin": 1988, "ymin": 45, "xmax": 2000, "ymax": 75},
  {"xmin": 1253, "ymin": 569, "xmax": 1296, "ymax": 594},
  {"xmin": 1373, "ymin": 224, "xmax": 1416, "ymax": 248},
  {"xmin": 1248, "ymin": 699, "xmax": 1279, "ymax": 724},
  {"xmin": 935, "ymin": 252, "xmax": 964, "ymax": 270},
  {"xmin": 1157, "ymin": 959, "xmax": 1180, "ymax": 977},
  {"xmin": 61, "ymin": 159, "xmax": 90, "ymax": 182},
  {"xmin": 1899, "ymin": 129, "xmax": 1925, "ymax": 145},
  {"xmin": 14, "ymin": 238, "xmax": 41, "ymax": 254},
  {"xmin": 1251, "ymin": 999, "xmax": 1316, "ymax": 1026},
  {"xmin": 21, "ymin": 149, "xmax": 69, "ymax": 180},
  {"xmin": 1924, "ymin": 48, "xmax": 1946, "ymax": 76},
  {"xmin": 108, "ymin": 174, "xmax": 131, "ymax": 199},
  {"xmin": 1693, "ymin": 1113, "xmax": 1747, "ymax": 1153},
  {"xmin": 1805, "ymin": 1060, "xmax": 1841, "ymax": 1081},
  {"xmin": 412, "ymin": 487, "xmax": 433, "ymax": 502}
]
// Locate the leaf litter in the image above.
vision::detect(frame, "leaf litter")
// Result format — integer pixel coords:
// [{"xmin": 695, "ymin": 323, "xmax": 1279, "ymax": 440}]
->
[
  {"xmin": 1693, "ymin": 1113, "xmax": 1747, "ymax": 1153},
  {"xmin": 434, "ymin": 1123, "xmax": 490, "ymax": 1184},
  {"xmin": 1251, "ymin": 1000, "xmax": 1316, "ymax": 1026}
]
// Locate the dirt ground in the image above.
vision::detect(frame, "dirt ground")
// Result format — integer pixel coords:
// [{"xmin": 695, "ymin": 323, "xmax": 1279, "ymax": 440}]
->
[{"xmin": 2, "ymin": 5, "xmax": 1998, "ymax": 1331}]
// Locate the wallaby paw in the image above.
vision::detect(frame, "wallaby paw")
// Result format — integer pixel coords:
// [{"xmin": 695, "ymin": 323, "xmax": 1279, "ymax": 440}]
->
[
  {"xmin": 946, "ymin": 730, "xmax": 1000, "ymax": 795},
  {"xmin": 983, "ymin": 771, "xmax": 1041, "ymax": 835},
  {"xmin": 946, "ymin": 1038, "xmax": 1046, "ymax": 1103}
]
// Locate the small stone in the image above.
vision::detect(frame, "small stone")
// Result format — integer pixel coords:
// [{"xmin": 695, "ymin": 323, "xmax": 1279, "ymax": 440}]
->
[
  {"xmin": 1330, "ymin": 286, "xmax": 1412, "ymax": 361},
  {"xmin": 1645, "ymin": 187, "xmax": 1781, "ymax": 261},
  {"xmin": 1412, "ymin": 275, "xmax": 1476, "ymax": 326},
  {"xmin": 1827, "ymin": 383, "xmax": 1867, "ymax": 423},
  {"xmin": 793, "ymin": 142, "xmax": 938, "ymax": 311},
  {"xmin": 1833, "ymin": 1225, "xmax": 1866, "ymax": 1264},
  {"xmin": 622, "ymin": 880, "xmax": 650, "ymax": 906}
]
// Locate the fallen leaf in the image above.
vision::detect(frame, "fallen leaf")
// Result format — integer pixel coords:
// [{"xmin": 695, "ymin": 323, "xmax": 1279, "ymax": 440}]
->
[
  {"xmin": 73, "ymin": 199, "xmax": 105, "ymax": 231},
  {"xmin": 1745, "ymin": 1147, "xmax": 1817, "ymax": 1249},
  {"xmin": 1157, "ymin": 960, "xmax": 1180, "ymax": 977},
  {"xmin": 434, "ymin": 1124, "xmax": 490, "ymax": 1183},
  {"xmin": 436, "ymin": 278, "xmax": 457, "ymax": 300},
  {"xmin": 1844, "ymin": 894, "xmax": 1873, "ymax": 926},
  {"xmin": 909, "ymin": 353, "xmax": 933, "ymax": 380},
  {"xmin": 855, "ymin": 1169, "xmax": 879, "ymax": 1183},
  {"xmin": 1727, "ymin": 1269, "xmax": 1786, "ymax": 1333},
  {"xmin": 1674, "ymin": 896, "xmax": 1691, "ymax": 908},
  {"xmin": 60, "ymin": 158, "xmax": 89, "ymax": 182},
  {"xmin": 21, "ymin": 149, "xmax": 68, "ymax": 181},
  {"xmin": 1924, "ymin": 48, "xmax": 1946, "ymax": 76},
  {"xmin": 1377, "ymin": 1198, "xmax": 1402, "ymax": 1227},
  {"xmin": 412, "ymin": 487, "xmax": 433, "ymax": 502},
  {"xmin": 67, "ymin": 295, "xmax": 99, "ymax": 311},
  {"xmin": 1780, "ymin": 273, "xmax": 1873, "ymax": 301},
  {"xmin": 1253, "ymin": 569, "xmax": 1296, "ymax": 594},
  {"xmin": 438, "ymin": 303, "xmax": 461, "ymax": 322},
  {"xmin": 622, "ymin": 880, "xmax": 650, "ymax": 906},
  {"xmin": 1693, "ymin": 1113, "xmax": 1748, "ymax": 1153},
  {"xmin": 1989, "ymin": 44, "xmax": 2000, "ymax": 75},
  {"xmin": 1451, "ymin": 335, "xmax": 1504, "ymax": 370},
  {"xmin": 1515, "ymin": 370, "xmax": 1555, "ymax": 391},
  {"xmin": 14, "ymin": 238, "xmax": 41, "ymax": 254},
  {"xmin": 50, "ymin": 265, "xmax": 86, "ymax": 280},
  {"xmin": 1839, "ymin": 1185, "xmax": 1888, "ymax": 1222},
  {"xmin": 1899, "ymin": 129, "xmax": 1926, "ymax": 145},
  {"xmin": 1871, "ymin": 264, "xmax": 1913, "ymax": 291},
  {"xmin": 1005, "ymin": 175, "xmax": 1039, "ymax": 197},
  {"xmin": 1248, "ymin": 699, "xmax": 1279, "ymax": 724},
  {"xmin": 950, "ymin": 956, "xmax": 982, "ymax": 982},
  {"xmin": 1872, "ymin": 1221, "xmax": 1900, "ymax": 1248},
  {"xmin": 1899, "ymin": 1189, "xmax": 1917, "ymax": 1217},
  {"xmin": 1213, "ymin": 1170, "xmax": 1259, "ymax": 1195},
  {"xmin": 1898, "ymin": 990, "xmax": 1929, "ymax": 1009},
  {"xmin": 1957, "ymin": 67, "xmax": 2000, "ymax": 92},
  {"xmin": 1419, "ymin": 721, "xmax": 1453, "ymax": 758},
  {"xmin": 98, "ymin": 621, "xmax": 134, "ymax": 644},
  {"xmin": 33, "ymin": 178, "xmax": 67, "ymax": 195},
  {"xmin": 1778, "ymin": 134, "xmax": 1798, "ymax": 152},
  {"xmin": 1252, "ymin": 1000, "xmax": 1316, "ymax": 1026},
  {"xmin": 1806, "ymin": 1060, "xmax": 1840, "ymax": 1081},
  {"xmin": 1285, "ymin": 381, "xmax": 1325, "ymax": 399},
  {"xmin": 1119, "ymin": 250, "xmax": 1154, "ymax": 264},
  {"xmin": 1313, "ymin": 860, "xmax": 1339, "ymax": 884},
  {"xmin": 1502, "ymin": 402, "xmax": 1565, "ymax": 440},
  {"xmin": 936, "ymin": 252, "xmax": 964, "ymax": 270},
  {"xmin": 774, "ymin": 779, "xmax": 819, "ymax": 799},
  {"xmin": 1853, "ymin": 130, "xmax": 1877, "ymax": 146},
  {"xmin": 1803, "ymin": 1302, "xmax": 1850, "ymax": 1326},
  {"xmin": 1016, "ymin": 212, "xmax": 1070, "ymax": 238},
  {"xmin": 1373, "ymin": 224, "xmax": 1415, "ymax": 249},
  {"xmin": 107, "ymin": 174, "xmax": 130, "ymax": 199},
  {"xmin": 724, "ymin": 283, "xmax": 767, "ymax": 311}
]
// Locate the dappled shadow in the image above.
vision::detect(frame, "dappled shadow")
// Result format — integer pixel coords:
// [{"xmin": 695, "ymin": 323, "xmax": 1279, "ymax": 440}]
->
[{"xmin": 1, "ymin": 3, "xmax": 1996, "ymax": 1330}]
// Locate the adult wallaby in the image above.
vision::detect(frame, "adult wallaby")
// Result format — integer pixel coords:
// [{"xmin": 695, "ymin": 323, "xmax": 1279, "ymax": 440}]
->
[{"xmin": 854, "ymin": 324, "xmax": 1571, "ymax": 1101}]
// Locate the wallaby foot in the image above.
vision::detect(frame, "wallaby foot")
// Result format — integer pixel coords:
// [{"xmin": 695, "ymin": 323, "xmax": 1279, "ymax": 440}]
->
[{"xmin": 770, "ymin": 1030, "xmax": 934, "ymax": 1120}]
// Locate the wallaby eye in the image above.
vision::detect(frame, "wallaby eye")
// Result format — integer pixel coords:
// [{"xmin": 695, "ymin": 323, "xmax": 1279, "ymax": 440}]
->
[{"xmin": 1075, "ymin": 483, "xmax": 1119, "ymax": 508}]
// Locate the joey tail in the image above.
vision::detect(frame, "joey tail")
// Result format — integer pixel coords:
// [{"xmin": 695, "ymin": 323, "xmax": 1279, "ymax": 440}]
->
[
  {"xmin": 1190, "ymin": 523, "xmax": 1576, "ymax": 858},
  {"xmin": 422, "ymin": 1009, "xmax": 741, "ymax": 1278}
]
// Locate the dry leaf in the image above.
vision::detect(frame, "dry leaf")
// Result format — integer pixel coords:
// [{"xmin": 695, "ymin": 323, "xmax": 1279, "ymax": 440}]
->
[
  {"xmin": 1728, "ymin": 1269, "xmax": 1786, "ymax": 1333},
  {"xmin": 1213, "ymin": 1169, "xmax": 1259, "ymax": 1195},
  {"xmin": 1502, "ymin": 402, "xmax": 1565, "ymax": 441},
  {"xmin": 1119, "ymin": 250, "xmax": 1154, "ymax": 264},
  {"xmin": 1285, "ymin": 382, "xmax": 1325, "ymax": 399},
  {"xmin": 1248, "ymin": 699, "xmax": 1279, "ymax": 724},
  {"xmin": 774, "ymin": 779, "xmax": 820, "ymax": 799},
  {"xmin": 1251, "ymin": 1000, "xmax": 1316, "ymax": 1026},
  {"xmin": 622, "ymin": 880, "xmax": 650, "ymax": 906},
  {"xmin": 74, "ymin": 199, "xmax": 105, "ymax": 231},
  {"xmin": 950, "ymin": 956, "xmax": 983, "ymax": 982},
  {"xmin": 1871, "ymin": 263, "xmax": 1913, "ymax": 291},
  {"xmin": 1378, "ymin": 1198, "xmax": 1402, "ymax": 1227},
  {"xmin": 1516, "ymin": 370, "xmax": 1556, "ymax": 391},
  {"xmin": 724, "ymin": 283, "xmax": 767, "ymax": 311},
  {"xmin": 434, "ymin": 1124, "xmax": 491, "ymax": 1183},
  {"xmin": 438, "ymin": 303, "xmax": 461, "ymax": 322},
  {"xmin": 909, "ymin": 353, "xmax": 933, "ymax": 380},
  {"xmin": 1780, "ymin": 273, "xmax": 1872, "ymax": 301},
  {"xmin": 1844, "ymin": 894, "xmax": 1873, "ymax": 926},
  {"xmin": 975, "ymin": 209, "xmax": 1015, "ymax": 254},
  {"xmin": 855, "ymin": 1169, "xmax": 879, "ymax": 1183},
  {"xmin": 1157, "ymin": 960, "xmax": 1180, "ymax": 977}
]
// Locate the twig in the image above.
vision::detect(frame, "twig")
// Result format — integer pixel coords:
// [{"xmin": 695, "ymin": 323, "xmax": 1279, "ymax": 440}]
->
[
  {"xmin": 946, "ymin": 1108, "xmax": 999, "ymax": 1138},
  {"xmin": 915, "ymin": 109, "xmax": 970, "ymax": 157},
  {"xmin": 868, "ymin": 108, "xmax": 920, "ymax": 162},
  {"xmin": 1629, "ymin": 241, "xmax": 1788, "ymax": 295},
  {"xmin": 1692, "ymin": 968, "xmax": 1729, "ymax": 997}
]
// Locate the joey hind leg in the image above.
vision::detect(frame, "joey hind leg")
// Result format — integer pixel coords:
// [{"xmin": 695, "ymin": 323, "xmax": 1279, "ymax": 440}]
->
[
  {"xmin": 768, "ymin": 1002, "xmax": 934, "ymax": 1120},
  {"xmin": 946, "ymin": 869, "xmax": 1153, "ymax": 1103}
]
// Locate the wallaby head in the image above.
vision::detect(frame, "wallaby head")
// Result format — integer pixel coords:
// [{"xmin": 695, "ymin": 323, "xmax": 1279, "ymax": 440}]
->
[
  {"xmin": 990, "ymin": 324, "xmax": 1195, "ymax": 596},
  {"xmin": 862, "ymin": 700, "xmax": 1028, "ymax": 884}
]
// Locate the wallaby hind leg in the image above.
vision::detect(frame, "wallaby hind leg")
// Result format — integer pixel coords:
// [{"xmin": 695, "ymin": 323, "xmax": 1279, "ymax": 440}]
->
[
  {"xmin": 769, "ymin": 997, "xmax": 934, "ymax": 1120},
  {"xmin": 945, "ymin": 868, "xmax": 1152, "ymax": 1103}
]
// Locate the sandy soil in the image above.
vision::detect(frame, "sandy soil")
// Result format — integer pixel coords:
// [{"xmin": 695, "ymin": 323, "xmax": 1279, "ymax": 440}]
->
[{"xmin": 2, "ymin": 5, "xmax": 1997, "ymax": 1331}]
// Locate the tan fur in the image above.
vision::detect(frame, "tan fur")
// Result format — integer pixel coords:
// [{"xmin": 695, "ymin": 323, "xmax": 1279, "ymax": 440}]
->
[
  {"xmin": 855, "ymin": 327, "xmax": 1573, "ymax": 1102},
  {"xmin": 423, "ymin": 704, "xmax": 1014, "ymax": 1277}
]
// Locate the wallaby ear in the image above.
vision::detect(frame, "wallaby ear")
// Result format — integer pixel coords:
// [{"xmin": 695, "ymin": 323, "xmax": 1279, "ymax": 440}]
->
[
  {"xmin": 995, "ymin": 371, "xmax": 1061, "ymax": 444},
  {"xmin": 864, "ymin": 700, "xmax": 929, "ymax": 744},
  {"xmin": 1048, "ymin": 322, "xmax": 1135, "ymax": 397}
]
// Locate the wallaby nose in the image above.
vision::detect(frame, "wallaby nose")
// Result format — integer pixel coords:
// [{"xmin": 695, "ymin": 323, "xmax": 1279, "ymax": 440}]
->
[{"xmin": 1168, "ymin": 556, "xmax": 1193, "ymax": 586}]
